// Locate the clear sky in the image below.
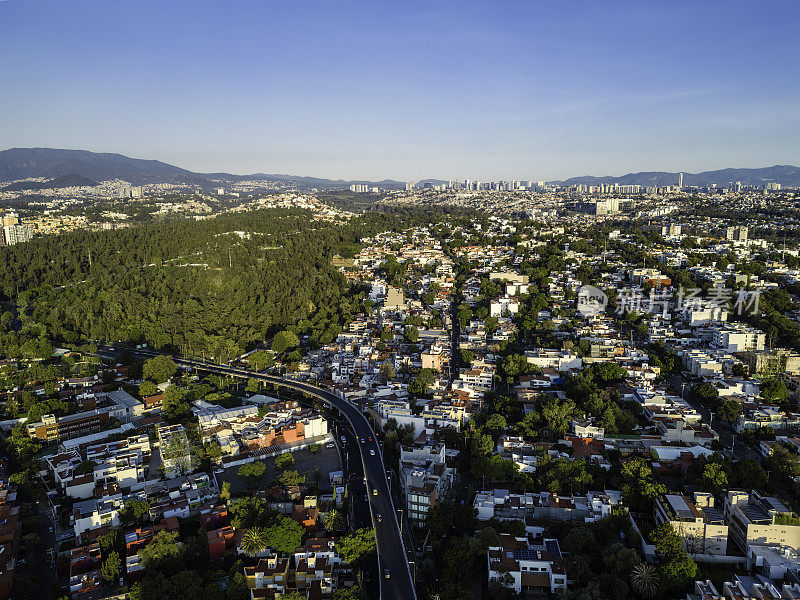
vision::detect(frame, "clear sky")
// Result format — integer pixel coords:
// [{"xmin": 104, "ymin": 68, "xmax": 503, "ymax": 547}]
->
[{"xmin": 1, "ymin": 0, "xmax": 798, "ymax": 181}]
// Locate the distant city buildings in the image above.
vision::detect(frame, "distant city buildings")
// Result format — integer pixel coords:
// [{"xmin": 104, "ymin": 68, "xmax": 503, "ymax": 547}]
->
[{"xmin": 349, "ymin": 184, "xmax": 379, "ymax": 193}]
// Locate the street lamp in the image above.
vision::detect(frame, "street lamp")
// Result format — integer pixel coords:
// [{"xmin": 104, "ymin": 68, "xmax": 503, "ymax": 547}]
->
[{"xmin": 398, "ymin": 508, "xmax": 404, "ymax": 538}]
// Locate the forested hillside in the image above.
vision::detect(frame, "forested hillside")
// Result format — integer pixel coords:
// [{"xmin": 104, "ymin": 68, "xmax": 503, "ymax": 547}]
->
[{"xmin": 0, "ymin": 209, "xmax": 377, "ymax": 360}]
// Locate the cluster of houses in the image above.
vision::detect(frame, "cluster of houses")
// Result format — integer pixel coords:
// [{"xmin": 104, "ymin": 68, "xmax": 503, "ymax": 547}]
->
[{"xmin": 293, "ymin": 218, "xmax": 800, "ymax": 596}]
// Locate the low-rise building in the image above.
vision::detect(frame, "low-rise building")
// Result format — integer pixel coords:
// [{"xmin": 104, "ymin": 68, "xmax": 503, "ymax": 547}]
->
[
  {"xmin": 474, "ymin": 489, "xmax": 621, "ymax": 522},
  {"xmin": 487, "ymin": 534, "xmax": 567, "ymax": 596},
  {"xmin": 654, "ymin": 493, "xmax": 728, "ymax": 555},
  {"xmin": 26, "ymin": 406, "xmax": 123, "ymax": 443}
]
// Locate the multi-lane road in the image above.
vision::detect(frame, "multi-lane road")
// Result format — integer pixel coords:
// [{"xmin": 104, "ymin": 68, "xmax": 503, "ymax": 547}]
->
[{"xmin": 107, "ymin": 348, "xmax": 416, "ymax": 600}]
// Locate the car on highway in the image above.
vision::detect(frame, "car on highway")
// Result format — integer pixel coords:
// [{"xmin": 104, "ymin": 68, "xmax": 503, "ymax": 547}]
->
[
  {"xmin": 372, "ymin": 488, "xmax": 378, "ymax": 496},
  {"xmin": 384, "ymin": 569, "xmax": 391, "ymax": 579},
  {"xmin": 341, "ymin": 436, "xmax": 346, "ymax": 443},
  {"xmin": 326, "ymin": 443, "xmax": 335, "ymax": 448},
  {"xmin": 376, "ymin": 513, "xmax": 382, "ymax": 522},
  {"xmin": 368, "ymin": 436, "xmax": 373, "ymax": 442},
  {"xmin": 370, "ymin": 449, "xmax": 376, "ymax": 456},
  {"xmin": 360, "ymin": 437, "xmax": 365, "ymax": 443}
]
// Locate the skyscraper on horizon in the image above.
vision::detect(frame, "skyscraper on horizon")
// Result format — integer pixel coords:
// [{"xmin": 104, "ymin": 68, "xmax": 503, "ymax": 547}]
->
[{"xmin": 678, "ymin": 172, "xmax": 683, "ymax": 189}]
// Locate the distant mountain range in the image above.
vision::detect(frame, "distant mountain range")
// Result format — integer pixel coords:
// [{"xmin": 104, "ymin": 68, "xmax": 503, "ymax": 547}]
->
[
  {"xmin": 556, "ymin": 165, "xmax": 800, "ymax": 188},
  {"xmin": 1, "ymin": 148, "xmax": 799, "ymax": 191},
  {"xmin": 0, "ymin": 148, "xmax": 405, "ymax": 190},
  {"xmin": 0, "ymin": 148, "xmax": 211, "ymax": 187},
  {"xmin": 200, "ymin": 171, "xmax": 405, "ymax": 190},
  {"xmin": 1, "ymin": 173, "xmax": 98, "ymax": 192}
]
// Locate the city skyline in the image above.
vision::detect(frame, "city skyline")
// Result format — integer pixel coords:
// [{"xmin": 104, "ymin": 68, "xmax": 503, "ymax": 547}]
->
[{"xmin": 1, "ymin": 0, "xmax": 799, "ymax": 181}]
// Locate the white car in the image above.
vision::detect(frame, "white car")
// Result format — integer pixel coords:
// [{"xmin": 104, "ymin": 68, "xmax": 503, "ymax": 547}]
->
[{"xmin": 369, "ymin": 449, "xmax": 376, "ymax": 456}]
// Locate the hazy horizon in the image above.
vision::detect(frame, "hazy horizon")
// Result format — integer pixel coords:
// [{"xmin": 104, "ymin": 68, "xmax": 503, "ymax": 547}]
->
[{"xmin": 1, "ymin": 0, "xmax": 798, "ymax": 181}]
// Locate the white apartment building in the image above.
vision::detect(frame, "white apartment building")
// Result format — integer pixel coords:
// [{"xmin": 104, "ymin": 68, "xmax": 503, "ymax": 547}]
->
[
  {"xmin": 459, "ymin": 365, "xmax": 494, "ymax": 392},
  {"xmin": 683, "ymin": 303, "xmax": 729, "ymax": 327},
  {"xmin": 85, "ymin": 433, "xmax": 151, "ymax": 489},
  {"xmin": 712, "ymin": 324, "xmax": 766, "ymax": 352},
  {"xmin": 525, "ymin": 349, "xmax": 583, "ymax": 372},
  {"xmin": 724, "ymin": 491, "xmax": 800, "ymax": 554},
  {"xmin": 490, "ymin": 296, "xmax": 520, "ymax": 318},
  {"xmin": 71, "ymin": 490, "xmax": 149, "ymax": 538}
]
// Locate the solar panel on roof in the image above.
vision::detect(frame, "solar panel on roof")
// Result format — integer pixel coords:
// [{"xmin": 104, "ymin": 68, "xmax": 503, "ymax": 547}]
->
[
  {"xmin": 514, "ymin": 549, "xmax": 541, "ymax": 561},
  {"xmin": 703, "ymin": 507, "xmax": 725, "ymax": 523},
  {"xmin": 544, "ymin": 539, "xmax": 562, "ymax": 559},
  {"xmin": 742, "ymin": 504, "xmax": 771, "ymax": 522}
]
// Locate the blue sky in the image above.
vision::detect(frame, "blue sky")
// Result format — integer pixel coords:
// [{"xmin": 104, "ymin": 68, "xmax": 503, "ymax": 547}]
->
[{"xmin": 1, "ymin": 0, "xmax": 798, "ymax": 181}]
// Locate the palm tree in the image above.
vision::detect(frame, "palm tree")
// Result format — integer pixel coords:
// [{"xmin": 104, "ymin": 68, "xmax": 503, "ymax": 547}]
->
[
  {"xmin": 240, "ymin": 527, "xmax": 268, "ymax": 557},
  {"xmin": 631, "ymin": 563, "xmax": 659, "ymax": 598}
]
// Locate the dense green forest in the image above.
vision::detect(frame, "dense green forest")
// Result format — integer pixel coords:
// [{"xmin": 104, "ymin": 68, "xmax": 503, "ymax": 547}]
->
[
  {"xmin": 0, "ymin": 205, "xmax": 483, "ymax": 361},
  {"xmin": 0, "ymin": 209, "xmax": 371, "ymax": 359}
]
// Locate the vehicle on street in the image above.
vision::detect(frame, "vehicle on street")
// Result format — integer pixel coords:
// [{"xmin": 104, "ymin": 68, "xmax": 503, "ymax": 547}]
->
[
  {"xmin": 384, "ymin": 569, "xmax": 391, "ymax": 579},
  {"xmin": 370, "ymin": 449, "xmax": 375, "ymax": 456}
]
